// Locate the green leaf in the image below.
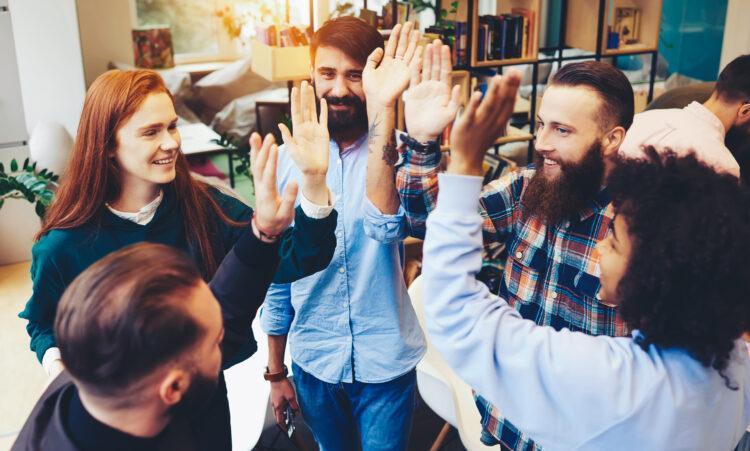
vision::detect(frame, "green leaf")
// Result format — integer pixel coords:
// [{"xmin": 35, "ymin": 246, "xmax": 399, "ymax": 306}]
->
[
  {"xmin": 32, "ymin": 161, "xmax": 37, "ymax": 171},
  {"xmin": 441, "ymin": 9, "xmax": 448, "ymax": 17},
  {"xmin": 10, "ymin": 159, "xmax": 18, "ymax": 172},
  {"xmin": 39, "ymin": 168, "xmax": 48, "ymax": 176},
  {"xmin": 30, "ymin": 181, "xmax": 48, "ymax": 193},
  {"xmin": 0, "ymin": 198, "xmax": 4, "ymax": 210},
  {"xmin": 23, "ymin": 158, "xmax": 29, "ymax": 170},
  {"xmin": 0, "ymin": 163, "xmax": 5, "ymax": 173},
  {"xmin": 35, "ymin": 201, "xmax": 46, "ymax": 218}
]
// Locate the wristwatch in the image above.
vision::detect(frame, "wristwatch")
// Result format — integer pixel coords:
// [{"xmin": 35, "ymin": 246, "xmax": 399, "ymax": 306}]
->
[
  {"xmin": 263, "ymin": 364, "xmax": 289, "ymax": 382},
  {"xmin": 399, "ymin": 133, "xmax": 440, "ymax": 154}
]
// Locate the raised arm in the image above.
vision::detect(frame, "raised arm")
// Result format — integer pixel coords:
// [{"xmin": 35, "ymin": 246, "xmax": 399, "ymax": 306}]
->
[
  {"xmin": 396, "ymin": 39, "xmax": 461, "ymax": 238},
  {"xmin": 362, "ymin": 22, "xmax": 421, "ymax": 215},
  {"xmin": 422, "ymin": 72, "xmax": 655, "ymax": 449}
]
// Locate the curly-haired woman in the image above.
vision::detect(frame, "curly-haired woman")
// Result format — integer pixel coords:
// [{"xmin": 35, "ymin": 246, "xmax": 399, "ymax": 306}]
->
[{"xmin": 422, "ymin": 150, "xmax": 750, "ymax": 450}]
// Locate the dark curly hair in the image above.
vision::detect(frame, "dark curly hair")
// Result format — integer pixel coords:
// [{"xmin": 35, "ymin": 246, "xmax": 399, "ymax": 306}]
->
[{"xmin": 607, "ymin": 148, "xmax": 750, "ymax": 388}]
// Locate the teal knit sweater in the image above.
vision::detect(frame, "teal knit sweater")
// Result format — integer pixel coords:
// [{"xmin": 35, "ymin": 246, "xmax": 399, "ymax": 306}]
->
[{"xmin": 19, "ymin": 185, "xmax": 336, "ymax": 363}]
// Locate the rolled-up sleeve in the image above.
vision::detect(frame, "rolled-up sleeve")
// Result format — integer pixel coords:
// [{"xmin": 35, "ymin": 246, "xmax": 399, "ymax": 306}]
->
[
  {"xmin": 260, "ymin": 282, "xmax": 294, "ymax": 335},
  {"xmin": 362, "ymin": 196, "xmax": 409, "ymax": 244}
]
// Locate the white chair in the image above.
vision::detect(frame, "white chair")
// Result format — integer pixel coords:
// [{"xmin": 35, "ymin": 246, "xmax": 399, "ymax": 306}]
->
[
  {"xmin": 408, "ymin": 275, "xmax": 489, "ymax": 451},
  {"xmin": 225, "ymin": 315, "xmax": 300, "ymax": 450}
]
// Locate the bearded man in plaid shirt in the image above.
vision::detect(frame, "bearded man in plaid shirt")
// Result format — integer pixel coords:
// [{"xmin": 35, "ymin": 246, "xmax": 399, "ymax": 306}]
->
[{"xmin": 396, "ymin": 41, "xmax": 634, "ymax": 450}]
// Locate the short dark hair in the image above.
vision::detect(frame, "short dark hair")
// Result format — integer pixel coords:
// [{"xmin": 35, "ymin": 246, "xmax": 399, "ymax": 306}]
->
[
  {"xmin": 607, "ymin": 149, "xmax": 750, "ymax": 387},
  {"xmin": 55, "ymin": 243, "xmax": 205, "ymax": 397},
  {"xmin": 715, "ymin": 54, "xmax": 750, "ymax": 103},
  {"xmin": 311, "ymin": 16, "xmax": 384, "ymax": 67},
  {"xmin": 550, "ymin": 61, "xmax": 634, "ymax": 130}
]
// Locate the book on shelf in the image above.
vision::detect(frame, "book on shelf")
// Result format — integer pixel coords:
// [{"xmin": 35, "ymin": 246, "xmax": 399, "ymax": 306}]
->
[
  {"xmin": 424, "ymin": 23, "xmax": 468, "ymax": 68},
  {"xmin": 455, "ymin": 22, "xmax": 468, "ymax": 66},
  {"xmin": 477, "ymin": 10, "xmax": 535, "ymax": 62},
  {"xmin": 510, "ymin": 7, "xmax": 535, "ymax": 57},
  {"xmin": 255, "ymin": 25, "xmax": 310, "ymax": 48}
]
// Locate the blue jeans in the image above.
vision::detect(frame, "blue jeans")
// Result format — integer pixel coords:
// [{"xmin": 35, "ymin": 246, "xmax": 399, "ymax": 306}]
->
[{"xmin": 292, "ymin": 362, "xmax": 417, "ymax": 451}]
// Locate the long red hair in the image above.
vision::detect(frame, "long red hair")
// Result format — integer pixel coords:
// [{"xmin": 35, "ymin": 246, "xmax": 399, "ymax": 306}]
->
[{"xmin": 37, "ymin": 70, "xmax": 246, "ymax": 277}]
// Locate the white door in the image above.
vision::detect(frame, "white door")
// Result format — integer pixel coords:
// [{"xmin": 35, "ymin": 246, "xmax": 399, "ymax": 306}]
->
[{"xmin": 0, "ymin": 1, "xmax": 28, "ymax": 145}]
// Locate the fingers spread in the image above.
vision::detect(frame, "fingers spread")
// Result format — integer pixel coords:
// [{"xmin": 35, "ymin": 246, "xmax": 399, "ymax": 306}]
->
[
  {"xmin": 290, "ymin": 86, "xmax": 301, "ymax": 128},
  {"xmin": 384, "ymin": 24, "xmax": 401, "ymax": 59},
  {"xmin": 439, "ymin": 44, "xmax": 453, "ymax": 84},
  {"xmin": 422, "ymin": 43, "xmax": 433, "ymax": 81},
  {"xmin": 365, "ymin": 47, "xmax": 384, "ymax": 71},
  {"xmin": 448, "ymin": 84, "xmax": 462, "ymax": 112},
  {"xmin": 395, "ymin": 22, "xmax": 413, "ymax": 59},
  {"xmin": 403, "ymin": 28, "xmax": 421, "ymax": 63},
  {"xmin": 277, "ymin": 182, "xmax": 299, "ymax": 223},
  {"xmin": 300, "ymin": 80, "xmax": 311, "ymax": 123},
  {"xmin": 318, "ymin": 97, "xmax": 328, "ymax": 128},
  {"xmin": 278, "ymin": 123, "xmax": 293, "ymax": 146}
]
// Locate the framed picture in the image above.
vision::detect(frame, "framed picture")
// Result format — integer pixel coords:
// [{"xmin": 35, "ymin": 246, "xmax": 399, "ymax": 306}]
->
[
  {"xmin": 614, "ymin": 7, "xmax": 641, "ymax": 46},
  {"xmin": 132, "ymin": 26, "xmax": 175, "ymax": 69}
]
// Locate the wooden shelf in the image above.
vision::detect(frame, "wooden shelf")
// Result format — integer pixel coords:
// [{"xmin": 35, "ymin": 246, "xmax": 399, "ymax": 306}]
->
[
  {"xmin": 472, "ymin": 56, "xmax": 538, "ymax": 67},
  {"xmin": 565, "ymin": 0, "xmax": 663, "ymax": 56},
  {"xmin": 602, "ymin": 44, "xmax": 657, "ymax": 56}
]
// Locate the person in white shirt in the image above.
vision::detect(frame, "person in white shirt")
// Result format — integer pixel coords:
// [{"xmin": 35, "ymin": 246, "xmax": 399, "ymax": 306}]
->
[
  {"xmin": 420, "ymin": 73, "xmax": 750, "ymax": 450},
  {"xmin": 619, "ymin": 54, "xmax": 750, "ymax": 179}
]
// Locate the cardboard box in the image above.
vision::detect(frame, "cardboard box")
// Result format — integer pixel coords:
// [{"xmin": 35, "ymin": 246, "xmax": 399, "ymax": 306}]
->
[{"xmin": 251, "ymin": 40, "xmax": 310, "ymax": 82}]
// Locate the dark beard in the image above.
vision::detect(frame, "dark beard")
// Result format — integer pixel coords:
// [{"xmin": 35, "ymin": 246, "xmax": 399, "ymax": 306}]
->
[
  {"xmin": 725, "ymin": 124, "xmax": 750, "ymax": 186},
  {"xmin": 318, "ymin": 94, "xmax": 368, "ymax": 141},
  {"xmin": 168, "ymin": 370, "xmax": 219, "ymax": 420},
  {"xmin": 522, "ymin": 141, "xmax": 606, "ymax": 224}
]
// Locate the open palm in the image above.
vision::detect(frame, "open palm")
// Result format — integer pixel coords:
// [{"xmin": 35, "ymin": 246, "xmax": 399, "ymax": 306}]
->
[
  {"xmin": 404, "ymin": 40, "xmax": 461, "ymax": 142},
  {"xmin": 363, "ymin": 22, "xmax": 421, "ymax": 109},
  {"xmin": 279, "ymin": 80, "xmax": 329, "ymax": 177}
]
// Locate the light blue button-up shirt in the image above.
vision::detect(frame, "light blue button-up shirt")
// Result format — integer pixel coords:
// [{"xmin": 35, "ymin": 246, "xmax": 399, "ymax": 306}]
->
[
  {"xmin": 260, "ymin": 135, "xmax": 426, "ymax": 384},
  {"xmin": 422, "ymin": 173, "xmax": 750, "ymax": 450}
]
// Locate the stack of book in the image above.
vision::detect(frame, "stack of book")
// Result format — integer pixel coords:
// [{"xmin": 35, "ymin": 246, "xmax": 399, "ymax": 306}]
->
[
  {"xmin": 424, "ymin": 22, "xmax": 469, "ymax": 67},
  {"xmin": 476, "ymin": 8, "xmax": 535, "ymax": 62},
  {"xmin": 255, "ymin": 25, "xmax": 311, "ymax": 47}
]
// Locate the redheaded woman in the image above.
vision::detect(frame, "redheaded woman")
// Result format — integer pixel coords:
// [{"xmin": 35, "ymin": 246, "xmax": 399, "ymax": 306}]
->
[{"xmin": 20, "ymin": 70, "xmax": 335, "ymax": 377}]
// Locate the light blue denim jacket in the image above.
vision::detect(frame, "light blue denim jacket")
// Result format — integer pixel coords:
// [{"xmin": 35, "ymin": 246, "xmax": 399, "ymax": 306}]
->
[{"xmin": 260, "ymin": 135, "xmax": 426, "ymax": 384}]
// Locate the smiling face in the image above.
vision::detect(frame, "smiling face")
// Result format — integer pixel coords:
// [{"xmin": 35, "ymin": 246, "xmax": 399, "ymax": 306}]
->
[
  {"xmin": 596, "ymin": 214, "xmax": 633, "ymax": 306},
  {"xmin": 311, "ymin": 46, "xmax": 368, "ymax": 134},
  {"xmin": 535, "ymin": 85, "xmax": 605, "ymax": 178},
  {"xmin": 114, "ymin": 92, "xmax": 180, "ymax": 190}
]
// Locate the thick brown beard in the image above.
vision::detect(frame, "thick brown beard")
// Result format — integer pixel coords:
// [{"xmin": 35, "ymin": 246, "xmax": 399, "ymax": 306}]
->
[{"xmin": 522, "ymin": 140, "xmax": 606, "ymax": 224}]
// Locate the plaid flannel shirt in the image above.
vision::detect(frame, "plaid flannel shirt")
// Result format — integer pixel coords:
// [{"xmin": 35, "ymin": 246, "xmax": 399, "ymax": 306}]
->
[{"xmin": 396, "ymin": 144, "xmax": 629, "ymax": 451}]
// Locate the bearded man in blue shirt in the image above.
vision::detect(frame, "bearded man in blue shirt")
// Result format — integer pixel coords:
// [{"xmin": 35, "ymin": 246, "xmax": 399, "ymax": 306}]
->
[{"xmin": 259, "ymin": 17, "xmax": 427, "ymax": 451}]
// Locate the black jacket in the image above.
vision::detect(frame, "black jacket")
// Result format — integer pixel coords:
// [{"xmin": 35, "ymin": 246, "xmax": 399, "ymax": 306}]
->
[{"xmin": 12, "ymin": 207, "xmax": 337, "ymax": 451}]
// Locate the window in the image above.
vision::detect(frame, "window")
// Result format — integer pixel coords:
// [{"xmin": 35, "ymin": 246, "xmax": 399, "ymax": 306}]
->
[{"xmin": 134, "ymin": 0, "xmax": 313, "ymax": 63}]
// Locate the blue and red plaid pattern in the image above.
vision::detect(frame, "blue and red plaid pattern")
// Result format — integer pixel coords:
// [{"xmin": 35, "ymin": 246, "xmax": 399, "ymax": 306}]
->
[{"xmin": 397, "ymin": 145, "xmax": 629, "ymax": 451}]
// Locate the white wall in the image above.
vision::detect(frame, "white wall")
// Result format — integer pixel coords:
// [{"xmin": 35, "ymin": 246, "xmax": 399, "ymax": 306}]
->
[
  {"xmin": 76, "ymin": 0, "xmax": 135, "ymax": 87},
  {"xmin": 720, "ymin": 0, "xmax": 750, "ymax": 71},
  {"xmin": 8, "ymin": 0, "xmax": 86, "ymax": 138}
]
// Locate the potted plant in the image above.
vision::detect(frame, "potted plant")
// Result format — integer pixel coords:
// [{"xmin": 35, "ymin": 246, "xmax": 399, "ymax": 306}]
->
[
  {"xmin": 0, "ymin": 158, "xmax": 58, "ymax": 217},
  {"xmin": 0, "ymin": 158, "xmax": 58, "ymax": 264}
]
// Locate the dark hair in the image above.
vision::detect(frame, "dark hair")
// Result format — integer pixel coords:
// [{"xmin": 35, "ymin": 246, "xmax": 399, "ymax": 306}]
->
[
  {"xmin": 716, "ymin": 54, "xmax": 750, "ymax": 103},
  {"xmin": 607, "ymin": 149, "xmax": 750, "ymax": 387},
  {"xmin": 55, "ymin": 243, "xmax": 205, "ymax": 398},
  {"xmin": 550, "ymin": 61, "xmax": 634, "ymax": 130},
  {"xmin": 311, "ymin": 16, "xmax": 384, "ymax": 67}
]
